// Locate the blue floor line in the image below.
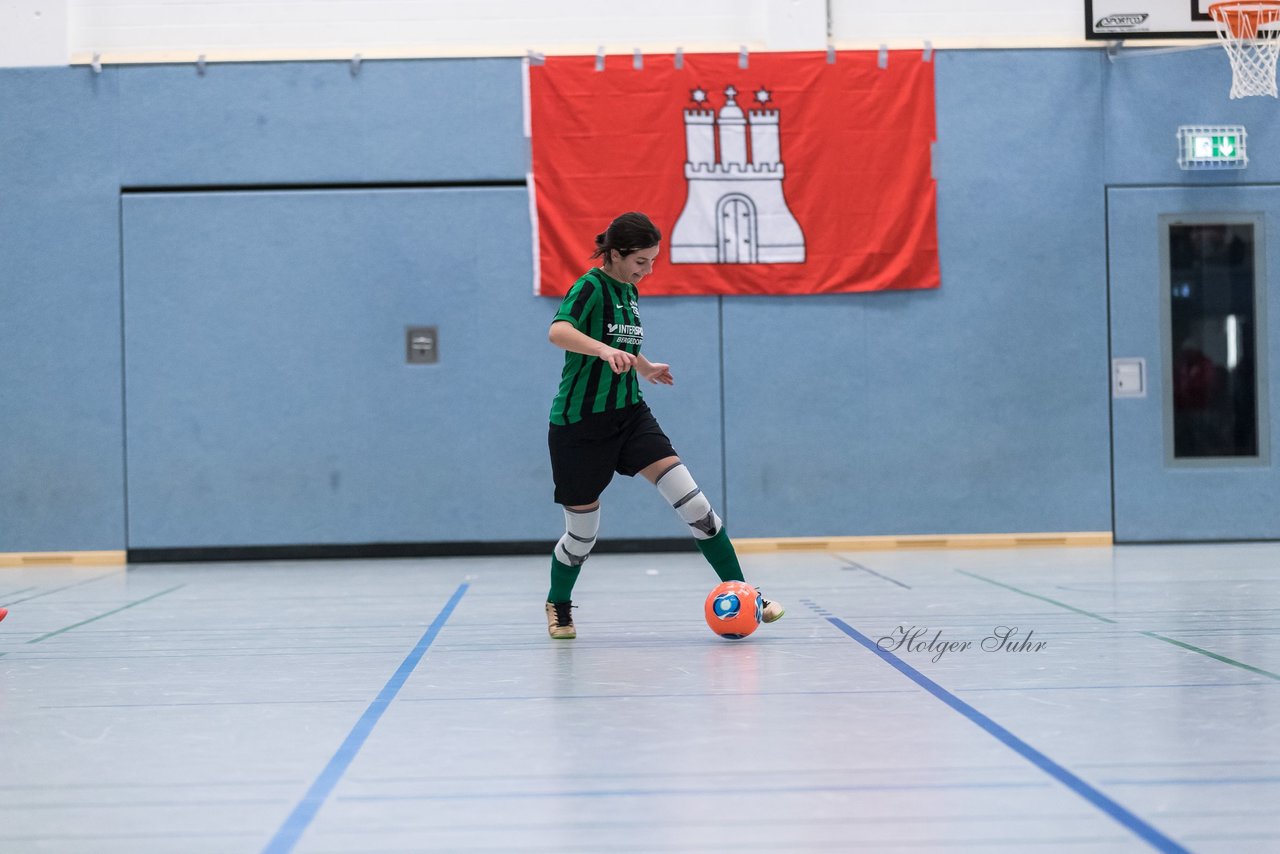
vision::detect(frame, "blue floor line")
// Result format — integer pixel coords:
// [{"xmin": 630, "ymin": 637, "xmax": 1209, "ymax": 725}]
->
[
  {"xmin": 823, "ymin": 615, "xmax": 1192, "ymax": 854},
  {"xmin": 260, "ymin": 582, "xmax": 468, "ymax": 854}
]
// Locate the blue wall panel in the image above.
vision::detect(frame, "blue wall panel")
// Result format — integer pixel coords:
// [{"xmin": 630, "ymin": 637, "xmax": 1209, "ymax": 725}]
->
[
  {"xmin": 0, "ymin": 59, "xmax": 533, "ymax": 552},
  {"xmin": 1104, "ymin": 47, "xmax": 1280, "ymax": 185},
  {"xmin": 124, "ymin": 187, "xmax": 525, "ymax": 546},
  {"xmin": 0, "ymin": 68, "xmax": 125, "ymax": 551},
  {"xmin": 722, "ymin": 51, "xmax": 1113, "ymax": 537},
  {"xmin": 10, "ymin": 47, "xmax": 1280, "ymax": 552},
  {"xmin": 121, "ymin": 188, "xmax": 722, "ymax": 546},
  {"xmin": 115, "ymin": 59, "xmax": 527, "ymax": 186}
]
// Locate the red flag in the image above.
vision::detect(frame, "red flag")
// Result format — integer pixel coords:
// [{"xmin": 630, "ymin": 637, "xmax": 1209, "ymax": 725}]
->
[{"xmin": 528, "ymin": 50, "xmax": 938, "ymax": 297}]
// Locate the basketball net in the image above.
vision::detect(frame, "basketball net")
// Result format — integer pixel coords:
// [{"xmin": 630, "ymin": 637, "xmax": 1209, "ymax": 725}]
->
[{"xmin": 1211, "ymin": 1, "xmax": 1280, "ymax": 98}]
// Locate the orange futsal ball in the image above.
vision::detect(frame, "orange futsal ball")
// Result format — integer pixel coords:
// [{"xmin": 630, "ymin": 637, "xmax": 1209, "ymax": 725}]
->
[{"xmin": 704, "ymin": 581, "xmax": 762, "ymax": 639}]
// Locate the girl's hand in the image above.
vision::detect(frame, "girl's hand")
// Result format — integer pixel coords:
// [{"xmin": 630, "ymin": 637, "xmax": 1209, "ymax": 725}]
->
[
  {"xmin": 598, "ymin": 346, "xmax": 637, "ymax": 374},
  {"xmin": 639, "ymin": 361, "xmax": 674, "ymax": 385}
]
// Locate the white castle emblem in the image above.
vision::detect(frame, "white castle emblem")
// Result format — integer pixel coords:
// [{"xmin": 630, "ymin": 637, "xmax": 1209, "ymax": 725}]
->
[{"xmin": 671, "ymin": 85, "xmax": 806, "ymax": 265}]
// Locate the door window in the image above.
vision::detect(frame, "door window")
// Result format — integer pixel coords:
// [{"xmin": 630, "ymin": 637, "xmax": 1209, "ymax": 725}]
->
[{"xmin": 1164, "ymin": 219, "xmax": 1264, "ymax": 460}]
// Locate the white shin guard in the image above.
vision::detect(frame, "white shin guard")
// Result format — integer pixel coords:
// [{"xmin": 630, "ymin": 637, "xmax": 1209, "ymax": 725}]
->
[
  {"xmin": 654, "ymin": 463, "xmax": 722, "ymax": 540},
  {"xmin": 555, "ymin": 505, "xmax": 600, "ymax": 566}
]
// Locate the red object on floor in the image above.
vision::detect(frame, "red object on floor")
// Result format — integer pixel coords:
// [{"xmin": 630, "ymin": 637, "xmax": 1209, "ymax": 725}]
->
[{"xmin": 0, "ymin": 608, "xmax": 8, "ymax": 622}]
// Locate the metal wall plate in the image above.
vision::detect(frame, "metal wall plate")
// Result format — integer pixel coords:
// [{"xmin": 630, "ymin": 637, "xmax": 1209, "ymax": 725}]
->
[
  {"xmin": 1112, "ymin": 357, "xmax": 1146, "ymax": 398},
  {"xmin": 406, "ymin": 326, "xmax": 438, "ymax": 364}
]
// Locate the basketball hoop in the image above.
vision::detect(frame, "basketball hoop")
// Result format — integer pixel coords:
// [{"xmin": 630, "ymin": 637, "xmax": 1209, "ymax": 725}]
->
[{"xmin": 1210, "ymin": 1, "xmax": 1280, "ymax": 98}]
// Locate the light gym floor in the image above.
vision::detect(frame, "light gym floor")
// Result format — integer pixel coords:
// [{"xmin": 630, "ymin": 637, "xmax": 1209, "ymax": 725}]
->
[{"xmin": 2, "ymin": 543, "xmax": 1277, "ymax": 853}]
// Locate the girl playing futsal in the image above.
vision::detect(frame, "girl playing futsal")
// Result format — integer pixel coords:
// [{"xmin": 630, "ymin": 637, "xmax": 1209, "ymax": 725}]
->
[{"xmin": 544, "ymin": 212, "xmax": 784, "ymax": 639}]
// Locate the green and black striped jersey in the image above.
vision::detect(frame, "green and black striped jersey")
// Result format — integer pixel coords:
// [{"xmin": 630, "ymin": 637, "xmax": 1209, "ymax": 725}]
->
[{"xmin": 549, "ymin": 268, "xmax": 645, "ymax": 425}]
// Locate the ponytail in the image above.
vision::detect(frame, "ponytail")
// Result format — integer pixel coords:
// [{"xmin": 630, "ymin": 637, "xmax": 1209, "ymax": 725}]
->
[{"xmin": 591, "ymin": 212, "xmax": 662, "ymax": 261}]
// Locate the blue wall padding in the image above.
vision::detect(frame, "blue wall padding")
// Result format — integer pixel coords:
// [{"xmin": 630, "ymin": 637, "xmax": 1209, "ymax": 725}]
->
[{"xmin": 5, "ymin": 50, "xmax": 1280, "ymax": 549}]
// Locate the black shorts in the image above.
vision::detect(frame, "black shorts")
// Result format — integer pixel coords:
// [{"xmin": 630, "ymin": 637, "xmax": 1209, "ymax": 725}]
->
[{"xmin": 548, "ymin": 401, "xmax": 677, "ymax": 506}]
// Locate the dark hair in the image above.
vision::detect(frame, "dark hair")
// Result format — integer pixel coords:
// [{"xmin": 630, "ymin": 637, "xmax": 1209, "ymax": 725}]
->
[{"xmin": 591, "ymin": 212, "xmax": 662, "ymax": 261}]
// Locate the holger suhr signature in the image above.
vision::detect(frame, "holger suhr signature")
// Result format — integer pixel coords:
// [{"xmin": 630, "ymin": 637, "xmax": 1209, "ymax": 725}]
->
[{"xmin": 877, "ymin": 626, "xmax": 1047, "ymax": 663}]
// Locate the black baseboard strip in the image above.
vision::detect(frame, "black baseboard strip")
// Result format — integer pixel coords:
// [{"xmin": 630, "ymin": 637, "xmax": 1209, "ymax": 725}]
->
[{"xmin": 127, "ymin": 538, "xmax": 697, "ymax": 564}]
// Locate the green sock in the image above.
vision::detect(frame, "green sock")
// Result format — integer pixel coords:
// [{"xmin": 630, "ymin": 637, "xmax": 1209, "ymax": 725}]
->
[
  {"xmin": 548, "ymin": 555, "xmax": 581, "ymax": 603},
  {"xmin": 696, "ymin": 528, "xmax": 745, "ymax": 583}
]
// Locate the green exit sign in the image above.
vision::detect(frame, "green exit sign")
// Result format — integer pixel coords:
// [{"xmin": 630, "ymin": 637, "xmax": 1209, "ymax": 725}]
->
[
  {"xmin": 1193, "ymin": 135, "xmax": 1239, "ymax": 158},
  {"xmin": 1178, "ymin": 125, "xmax": 1247, "ymax": 170}
]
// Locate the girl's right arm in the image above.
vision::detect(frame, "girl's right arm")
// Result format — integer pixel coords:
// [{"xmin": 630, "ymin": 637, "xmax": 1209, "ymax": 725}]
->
[{"xmin": 549, "ymin": 321, "xmax": 636, "ymax": 375}]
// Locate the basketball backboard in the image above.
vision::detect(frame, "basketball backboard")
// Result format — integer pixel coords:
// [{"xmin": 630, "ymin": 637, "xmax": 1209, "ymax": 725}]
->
[{"xmin": 1085, "ymin": 1, "xmax": 1219, "ymax": 39}]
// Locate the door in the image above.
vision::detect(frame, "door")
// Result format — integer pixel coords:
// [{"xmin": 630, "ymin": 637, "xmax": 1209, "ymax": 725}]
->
[
  {"xmin": 1108, "ymin": 185, "xmax": 1280, "ymax": 541},
  {"xmin": 717, "ymin": 194, "xmax": 756, "ymax": 263}
]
